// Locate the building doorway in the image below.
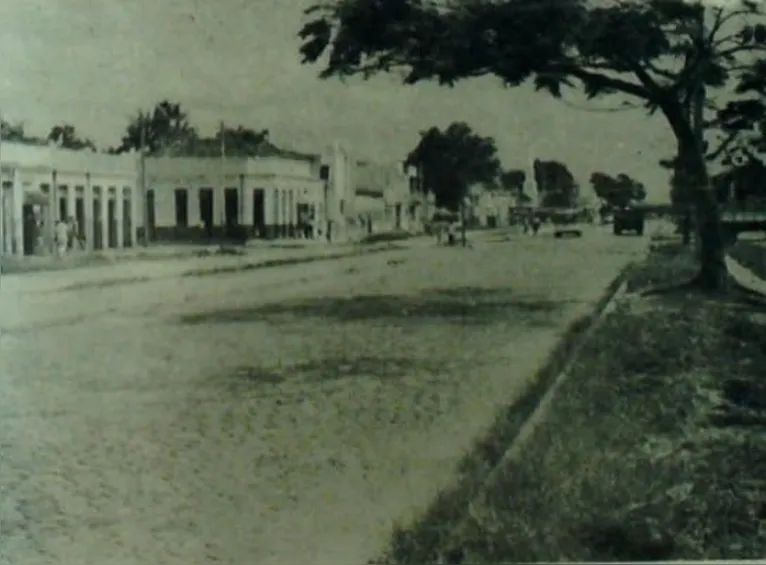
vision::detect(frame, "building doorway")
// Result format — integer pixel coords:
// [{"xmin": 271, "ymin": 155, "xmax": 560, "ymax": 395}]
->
[
  {"xmin": 107, "ymin": 199, "xmax": 117, "ymax": 248},
  {"xmin": 224, "ymin": 188, "xmax": 239, "ymax": 237},
  {"xmin": 146, "ymin": 189, "xmax": 156, "ymax": 242},
  {"xmin": 253, "ymin": 189, "xmax": 265, "ymax": 237},
  {"xmin": 199, "ymin": 188, "xmax": 214, "ymax": 238},
  {"xmin": 22, "ymin": 204, "xmax": 37, "ymax": 256},
  {"xmin": 93, "ymin": 198, "xmax": 103, "ymax": 250},
  {"xmin": 123, "ymin": 198, "xmax": 132, "ymax": 247}
]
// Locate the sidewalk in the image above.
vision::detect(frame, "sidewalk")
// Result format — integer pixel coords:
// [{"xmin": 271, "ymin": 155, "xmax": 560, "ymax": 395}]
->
[{"xmin": 3, "ymin": 236, "xmax": 434, "ymax": 294}]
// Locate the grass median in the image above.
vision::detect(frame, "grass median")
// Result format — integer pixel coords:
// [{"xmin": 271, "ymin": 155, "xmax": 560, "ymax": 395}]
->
[{"xmin": 375, "ymin": 241, "xmax": 766, "ymax": 563}]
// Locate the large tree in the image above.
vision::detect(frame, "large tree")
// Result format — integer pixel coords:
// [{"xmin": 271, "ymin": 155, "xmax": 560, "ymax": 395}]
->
[
  {"xmin": 47, "ymin": 124, "xmax": 96, "ymax": 151},
  {"xmin": 298, "ymin": 0, "xmax": 766, "ymax": 291},
  {"xmin": 117, "ymin": 100, "xmax": 198, "ymax": 155},
  {"xmin": 533, "ymin": 158, "xmax": 579, "ymax": 208},
  {"xmin": 590, "ymin": 171, "xmax": 647, "ymax": 208},
  {"xmin": 404, "ymin": 122, "xmax": 501, "ymax": 211}
]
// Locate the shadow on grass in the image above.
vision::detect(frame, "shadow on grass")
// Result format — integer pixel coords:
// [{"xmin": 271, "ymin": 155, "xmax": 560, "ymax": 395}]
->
[{"xmin": 179, "ymin": 287, "xmax": 569, "ymax": 326}]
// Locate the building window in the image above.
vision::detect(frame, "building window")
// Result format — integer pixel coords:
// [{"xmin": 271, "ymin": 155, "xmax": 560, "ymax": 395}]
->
[
  {"xmin": 339, "ymin": 199, "xmax": 345, "ymax": 215},
  {"xmin": 174, "ymin": 188, "xmax": 188, "ymax": 227},
  {"xmin": 319, "ymin": 165, "xmax": 330, "ymax": 181}
]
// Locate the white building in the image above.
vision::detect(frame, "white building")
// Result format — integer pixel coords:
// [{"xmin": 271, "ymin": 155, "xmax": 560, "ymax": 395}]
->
[
  {"xmin": 143, "ymin": 152, "xmax": 326, "ymax": 241},
  {"xmin": 141, "ymin": 141, "xmax": 419, "ymax": 243},
  {"xmin": 352, "ymin": 160, "xmax": 418, "ymax": 236},
  {"xmin": 0, "ymin": 142, "xmax": 139, "ymax": 256}
]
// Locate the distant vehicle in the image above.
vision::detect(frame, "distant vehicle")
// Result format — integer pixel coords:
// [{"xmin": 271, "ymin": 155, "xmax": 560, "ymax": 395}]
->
[
  {"xmin": 552, "ymin": 208, "xmax": 585, "ymax": 238},
  {"xmin": 613, "ymin": 206, "xmax": 645, "ymax": 236}
]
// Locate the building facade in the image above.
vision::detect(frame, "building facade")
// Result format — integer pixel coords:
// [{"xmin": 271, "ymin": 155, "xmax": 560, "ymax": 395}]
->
[
  {"xmin": 0, "ymin": 142, "xmax": 139, "ymax": 256},
  {"xmin": 142, "ymin": 153, "xmax": 326, "ymax": 241},
  {"xmin": 141, "ymin": 142, "xmax": 420, "ymax": 243},
  {"xmin": 352, "ymin": 160, "xmax": 418, "ymax": 237}
]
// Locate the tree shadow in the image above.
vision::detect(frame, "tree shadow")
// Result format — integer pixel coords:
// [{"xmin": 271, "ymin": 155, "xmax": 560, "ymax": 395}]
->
[
  {"xmin": 219, "ymin": 355, "xmax": 451, "ymax": 395},
  {"xmin": 179, "ymin": 287, "xmax": 569, "ymax": 326}
]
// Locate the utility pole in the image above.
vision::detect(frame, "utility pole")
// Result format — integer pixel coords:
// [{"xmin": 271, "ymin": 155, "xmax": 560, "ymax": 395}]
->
[
  {"xmin": 0, "ymin": 109, "xmax": 4, "ymax": 260},
  {"xmin": 140, "ymin": 117, "xmax": 149, "ymax": 247}
]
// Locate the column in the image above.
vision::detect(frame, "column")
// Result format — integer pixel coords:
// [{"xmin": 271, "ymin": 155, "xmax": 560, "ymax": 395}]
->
[
  {"xmin": 288, "ymin": 189, "xmax": 296, "ymax": 237},
  {"xmin": 100, "ymin": 187, "xmax": 109, "ymax": 249},
  {"xmin": 215, "ymin": 181, "xmax": 226, "ymax": 235},
  {"xmin": 242, "ymin": 186, "xmax": 252, "ymax": 233},
  {"xmin": 130, "ymin": 186, "xmax": 138, "ymax": 248},
  {"xmin": 238, "ymin": 175, "xmax": 245, "ymax": 226},
  {"xmin": 115, "ymin": 188, "xmax": 124, "ymax": 249},
  {"xmin": 12, "ymin": 168, "xmax": 23, "ymax": 256},
  {"xmin": 280, "ymin": 189, "xmax": 288, "ymax": 238},
  {"xmin": 84, "ymin": 174, "xmax": 94, "ymax": 251},
  {"xmin": 269, "ymin": 187, "xmax": 279, "ymax": 239}
]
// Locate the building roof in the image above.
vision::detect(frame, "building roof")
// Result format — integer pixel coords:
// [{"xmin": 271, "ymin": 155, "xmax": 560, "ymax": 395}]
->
[{"xmin": 159, "ymin": 138, "xmax": 317, "ymax": 162}]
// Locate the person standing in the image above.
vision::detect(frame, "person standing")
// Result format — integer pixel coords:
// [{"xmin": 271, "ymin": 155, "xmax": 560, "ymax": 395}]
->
[{"xmin": 55, "ymin": 219, "xmax": 69, "ymax": 257}]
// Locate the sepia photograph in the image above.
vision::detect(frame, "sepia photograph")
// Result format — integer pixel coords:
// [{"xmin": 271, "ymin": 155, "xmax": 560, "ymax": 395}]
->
[{"xmin": 1, "ymin": 0, "xmax": 766, "ymax": 563}]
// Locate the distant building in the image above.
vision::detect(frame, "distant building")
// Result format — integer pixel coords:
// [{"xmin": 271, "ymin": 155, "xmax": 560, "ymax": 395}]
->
[
  {"xmin": 352, "ymin": 160, "xmax": 418, "ymax": 237},
  {"xmin": 0, "ymin": 142, "xmax": 139, "ymax": 256}
]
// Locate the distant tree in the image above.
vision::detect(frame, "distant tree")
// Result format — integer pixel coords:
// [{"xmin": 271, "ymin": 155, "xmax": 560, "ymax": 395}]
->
[
  {"xmin": 533, "ymin": 159, "xmax": 579, "ymax": 208},
  {"xmin": 589, "ymin": 171, "xmax": 647, "ymax": 208},
  {"xmin": 0, "ymin": 120, "xmax": 46, "ymax": 144},
  {"xmin": 405, "ymin": 122, "xmax": 501, "ymax": 211},
  {"xmin": 298, "ymin": 0, "xmax": 766, "ymax": 291},
  {"xmin": 117, "ymin": 100, "xmax": 198, "ymax": 155},
  {"xmin": 47, "ymin": 124, "xmax": 96, "ymax": 151},
  {"xmin": 499, "ymin": 169, "xmax": 526, "ymax": 192},
  {"xmin": 185, "ymin": 125, "xmax": 271, "ymax": 157}
]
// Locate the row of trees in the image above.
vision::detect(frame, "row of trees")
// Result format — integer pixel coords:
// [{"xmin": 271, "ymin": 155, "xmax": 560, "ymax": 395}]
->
[
  {"xmin": 299, "ymin": 0, "xmax": 766, "ymax": 291},
  {"xmin": 405, "ymin": 120, "xmax": 647, "ymax": 212},
  {"xmin": 1, "ymin": 100, "xmax": 279, "ymax": 159}
]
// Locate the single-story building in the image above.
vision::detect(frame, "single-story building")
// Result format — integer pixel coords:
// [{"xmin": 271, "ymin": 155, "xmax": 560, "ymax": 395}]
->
[
  {"xmin": 351, "ymin": 160, "xmax": 418, "ymax": 238},
  {"xmin": 0, "ymin": 142, "xmax": 139, "ymax": 256},
  {"xmin": 142, "ymin": 152, "xmax": 326, "ymax": 241}
]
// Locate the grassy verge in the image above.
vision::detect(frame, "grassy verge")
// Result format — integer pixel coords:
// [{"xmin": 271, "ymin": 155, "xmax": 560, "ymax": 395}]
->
[{"xmin": 375, "ymin": 242, "xmax": 766, "ymax": 562}]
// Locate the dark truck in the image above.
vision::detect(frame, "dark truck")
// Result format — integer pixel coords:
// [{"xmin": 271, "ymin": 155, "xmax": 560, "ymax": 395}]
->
[{"xmin": 613, "ymin": 206, "xmax": 645, "ymax": 236}]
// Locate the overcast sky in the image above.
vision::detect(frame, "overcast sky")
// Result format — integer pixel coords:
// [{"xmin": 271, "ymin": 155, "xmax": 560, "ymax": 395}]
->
[{"xmin": 0, "ymin": 0, "xmax": 692, "ymax": 201}]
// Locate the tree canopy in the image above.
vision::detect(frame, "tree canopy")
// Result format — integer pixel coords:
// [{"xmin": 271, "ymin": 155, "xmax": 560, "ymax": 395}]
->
[
  {"xmin": 589, "ymin": 171, "xmax": 647, "ymax": 208},
  {"xmin": 533, "ymin": 159, "xmax": 579, "ymax": 208},
  {"xmin": 47, "ymin": 124, "xmax": 96, "ymax": 151},
  {"xmin": 117, "ymin": 100, "xmax": 198, "ymax": 155},
  {"xmin": 499, "ymin": 169, "xmax": 526, "ymax": 191},
  {"xmin": 298, "ymin": 0, "xmax": 766, "ymax": 289},
  {"xmin": 405, "ymin": 121, "xmax": 501, "ymax": 211}
]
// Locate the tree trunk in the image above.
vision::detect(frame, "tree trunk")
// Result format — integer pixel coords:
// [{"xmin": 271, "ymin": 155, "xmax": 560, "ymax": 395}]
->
[
  {"xmin": 662, "ymin": 100, "xmax": 730, "ymax": 292},
  {"xmin": 680, "ymin": 142, "xmax": 729, "ymax": 292}
]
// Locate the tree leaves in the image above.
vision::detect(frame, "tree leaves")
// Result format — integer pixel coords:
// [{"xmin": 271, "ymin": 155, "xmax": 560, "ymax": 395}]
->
[
  {"xmin": 405, "ymin": 121, "xmax": 501, "ymax": 211},
  {"xmin": 590, "ymin": 171, "xmax": 647, "ymax": 208}
]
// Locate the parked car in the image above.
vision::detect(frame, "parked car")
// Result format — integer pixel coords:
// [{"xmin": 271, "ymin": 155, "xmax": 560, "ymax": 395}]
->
[
  {"xmin": 613, "ymin": 206, "xmax": 645, "ymax": 236},
  {"xmin": 552, "ymin": 208, "xmax": 585, "ymax": 238}
]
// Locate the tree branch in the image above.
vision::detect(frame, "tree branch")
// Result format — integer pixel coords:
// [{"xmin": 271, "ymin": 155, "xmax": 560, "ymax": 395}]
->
[{"xmin": 561, "ymin": 65, "xmax": 653, "ymax": 100}]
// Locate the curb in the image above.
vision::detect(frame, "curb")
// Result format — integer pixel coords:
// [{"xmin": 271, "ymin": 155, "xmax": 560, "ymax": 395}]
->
[
  {"xmin": 370, "ymin": 258, "xmax": 639, "ymax": 564},
  {"xmin": 467, "ymin": 261, "xmax": 634, "ymax": 509}
]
